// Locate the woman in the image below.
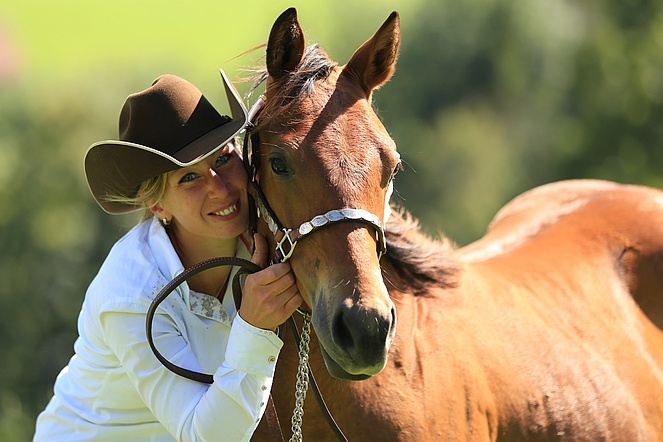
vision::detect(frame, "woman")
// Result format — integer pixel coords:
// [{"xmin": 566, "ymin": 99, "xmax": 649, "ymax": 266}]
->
[{"xmin": 34, "ymin": 71, "xmax": 302, "ymax": 441}]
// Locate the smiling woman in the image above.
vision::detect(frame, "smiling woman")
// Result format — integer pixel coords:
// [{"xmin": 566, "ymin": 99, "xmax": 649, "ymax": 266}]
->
[{"xmin": 33, "ymin": 70, "xmax": 303, "ymax": 441}]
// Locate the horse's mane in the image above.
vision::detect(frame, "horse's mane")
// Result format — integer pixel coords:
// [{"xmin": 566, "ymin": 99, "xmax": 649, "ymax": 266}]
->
[
  {"xmin": 249, "ymin": 45, "xmax": 460, "ymax": 293},
  {"xmin": 384, "ymin": 207, "xmax": 460, "ymax": 293},
  {"xmin": 249, "ymin": 44, "xmax": 337, "ymax": 128}
]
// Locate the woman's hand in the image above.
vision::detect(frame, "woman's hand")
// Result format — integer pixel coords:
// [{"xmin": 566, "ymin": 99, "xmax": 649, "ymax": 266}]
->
[{"xmin": 239, "ymin": 233, "xmax": 303, "ymax": 331}]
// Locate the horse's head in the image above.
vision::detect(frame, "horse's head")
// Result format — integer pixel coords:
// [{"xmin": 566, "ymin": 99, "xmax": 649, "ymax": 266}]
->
[{"xmin": 249, "ymin": 8, "xmax": 401, "ymax": 380}]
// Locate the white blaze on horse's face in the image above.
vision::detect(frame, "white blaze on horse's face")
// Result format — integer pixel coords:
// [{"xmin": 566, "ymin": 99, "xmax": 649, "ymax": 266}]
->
[{"xmin": 260, "ymin": 8, "xmax": 402, "ymax": 380}]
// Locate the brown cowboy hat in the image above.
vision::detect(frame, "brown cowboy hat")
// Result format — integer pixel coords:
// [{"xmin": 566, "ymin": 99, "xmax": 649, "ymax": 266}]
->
[{"xmin": 85, "ymin": 69, "xmax": 248, "ymax": 214}]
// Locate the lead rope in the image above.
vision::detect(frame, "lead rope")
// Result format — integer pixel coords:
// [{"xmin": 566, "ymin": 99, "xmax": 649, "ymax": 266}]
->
[
  {"xmin": 290, "ymin": 311, "xmax": 311, "ymax": 442},
  {"xmin": 147, "ymin": 257, "xmax": 347, "ymax": 441}
]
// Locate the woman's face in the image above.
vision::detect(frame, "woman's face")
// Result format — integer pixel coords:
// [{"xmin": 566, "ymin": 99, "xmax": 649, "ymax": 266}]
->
[{"xmin": 152, "ymin": 142, "xmax": 250, "ymax": 246}]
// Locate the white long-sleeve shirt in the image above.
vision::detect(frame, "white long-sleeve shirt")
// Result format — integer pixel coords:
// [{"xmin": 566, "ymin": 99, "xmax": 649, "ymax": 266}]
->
[{"xmin": 34, "ymin": 216, "xmax": 282, "ymax": 441}]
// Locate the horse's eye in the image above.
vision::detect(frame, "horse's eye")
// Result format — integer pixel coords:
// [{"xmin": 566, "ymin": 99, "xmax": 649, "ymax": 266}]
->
[
  {"xmin": 269, "ymin": 156, "xmax": 290, "ymax": 176},
  {"xmin": 391, "ymin": 161, "xmax": 403, "ymax": 181}
]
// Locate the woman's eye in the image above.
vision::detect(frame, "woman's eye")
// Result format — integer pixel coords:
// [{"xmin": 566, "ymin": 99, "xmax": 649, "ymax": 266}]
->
[
  {"xmin": 269, "ymin": 157, "xmax": 289, "ymax": 175},
  {"xmin": 178, "ymin": 172, "xmax": 197, "ymax": 184},
  {"xmin": 214, "ymin": 153, "xmax": 232, "ymax": 168}
]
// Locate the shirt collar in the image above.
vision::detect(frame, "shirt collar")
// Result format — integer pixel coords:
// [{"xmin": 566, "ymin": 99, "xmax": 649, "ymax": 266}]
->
[{"xmin": 147, "ymin": 216, "xmax": 185, "ymax": 282}]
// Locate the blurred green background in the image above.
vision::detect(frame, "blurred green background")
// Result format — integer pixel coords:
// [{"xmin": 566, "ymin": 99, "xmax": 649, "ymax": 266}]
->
[{"xmin": 2, "ymin": 0, "xmax": 663, "ymax": 440}]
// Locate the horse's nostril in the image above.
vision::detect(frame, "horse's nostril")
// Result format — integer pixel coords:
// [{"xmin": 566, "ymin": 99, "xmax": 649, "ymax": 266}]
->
[
  {"xmin": 388, "ymin": 304, "xmax": 397, "ymax": 340},
  {"xmin": 332, "ymin": 310, "xmax": 355, "ymax": 351}
]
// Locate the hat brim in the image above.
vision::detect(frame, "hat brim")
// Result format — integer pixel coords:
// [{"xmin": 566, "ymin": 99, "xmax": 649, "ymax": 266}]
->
[{"xmin": 85, "ymin": 69, "xmax": 249, "ymax": 215}]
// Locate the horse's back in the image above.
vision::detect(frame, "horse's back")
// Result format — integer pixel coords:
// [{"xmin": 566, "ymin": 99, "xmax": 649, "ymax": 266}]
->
[{"xmin": 461, "ymin": 180, "xmax": 662, "ymax": 259}]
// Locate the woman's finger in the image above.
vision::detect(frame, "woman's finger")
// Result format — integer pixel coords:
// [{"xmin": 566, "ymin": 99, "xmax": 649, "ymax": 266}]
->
[{"xmin": 251, "ymin": 233, "xmax": 268, "ymax": 268}]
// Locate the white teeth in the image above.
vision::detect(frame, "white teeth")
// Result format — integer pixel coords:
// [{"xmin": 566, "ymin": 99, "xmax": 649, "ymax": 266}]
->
[{"xmin": 214, "ymin": 204, "xmax": 236, "ymax": 216}]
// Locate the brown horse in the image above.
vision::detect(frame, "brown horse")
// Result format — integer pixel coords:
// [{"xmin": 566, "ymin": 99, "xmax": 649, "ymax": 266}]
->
[{"xmin": 249, "ymin": 8, "xmax": 663, "ymax": 441}]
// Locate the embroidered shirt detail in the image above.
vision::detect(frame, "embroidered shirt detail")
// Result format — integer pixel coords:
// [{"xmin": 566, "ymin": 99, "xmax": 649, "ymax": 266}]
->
[{"xmin": 188, "ymin": 291, "xmax": 233, "ymax": 325}]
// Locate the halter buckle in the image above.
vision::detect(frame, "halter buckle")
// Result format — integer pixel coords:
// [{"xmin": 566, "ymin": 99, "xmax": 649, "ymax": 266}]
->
[{"xmin": 275, "ymin": 229, "xmax": 298, "ymax": 262}]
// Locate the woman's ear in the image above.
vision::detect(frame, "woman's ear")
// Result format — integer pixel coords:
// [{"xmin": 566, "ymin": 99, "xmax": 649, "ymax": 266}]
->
[{"xmin": 149, "ymin": 201, "xmax": 170, "ymax": 221}]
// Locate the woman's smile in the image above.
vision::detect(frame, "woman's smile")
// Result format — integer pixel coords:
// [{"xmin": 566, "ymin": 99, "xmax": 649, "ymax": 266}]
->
[{"xmin": 211, "ymin": 201, "xmax": 239, "ymax": 218}]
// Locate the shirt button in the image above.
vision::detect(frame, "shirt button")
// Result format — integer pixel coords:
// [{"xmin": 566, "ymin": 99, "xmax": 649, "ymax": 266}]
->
[
  {"xmin": 268, "ymin": 356, "xmax": 276, "ymax": 363},
  {"xmin": 260, "ymin": 402, "xmax": 265, "ymax": 407},
  {"xmin": 261, "ymin": 385, "xmax": 267, "ymax": 391}
]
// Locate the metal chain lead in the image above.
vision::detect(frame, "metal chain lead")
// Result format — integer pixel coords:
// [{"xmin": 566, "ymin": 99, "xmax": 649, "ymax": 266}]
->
[{"xmin": 290, "ymin": 312, "xmax": 312, "ymax": 442}]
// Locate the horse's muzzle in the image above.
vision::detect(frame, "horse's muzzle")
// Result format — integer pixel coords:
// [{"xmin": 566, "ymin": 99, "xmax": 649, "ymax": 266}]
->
[{"xmin": 317, "ymin": 294, "xmax": 397, "ymax": 380}]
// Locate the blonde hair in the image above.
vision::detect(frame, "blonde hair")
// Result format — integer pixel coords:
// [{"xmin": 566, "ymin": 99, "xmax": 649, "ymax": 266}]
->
[{"xmin": 102, "ymin": 173, "xmax": 169, "ymax": 221}]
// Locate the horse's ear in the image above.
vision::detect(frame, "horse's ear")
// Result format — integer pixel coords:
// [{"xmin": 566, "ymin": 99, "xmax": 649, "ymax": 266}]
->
[
  {"xmin": 344, "ymin": 11, "xmax": 401, "ymax": 95},
  {"xmin": 266, "ymin": 8, "xmax": 306, "ymax": 80}
]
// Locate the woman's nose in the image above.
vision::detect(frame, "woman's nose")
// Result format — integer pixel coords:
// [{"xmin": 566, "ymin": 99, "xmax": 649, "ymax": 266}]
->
[{"xmin": 207, "ymin": 169, "xmax": 229, "ymax": 196}]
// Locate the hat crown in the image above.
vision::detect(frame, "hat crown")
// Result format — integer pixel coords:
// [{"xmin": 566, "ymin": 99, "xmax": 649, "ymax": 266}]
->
[{"xmin": 118, "ymin": 74, "xmax": 230, "ymax": 156}]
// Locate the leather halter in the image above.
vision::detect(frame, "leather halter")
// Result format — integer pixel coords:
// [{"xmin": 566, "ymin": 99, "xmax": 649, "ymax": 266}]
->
[{"xmin": 242, "ymin": 95, "xmax": 387, "ymax": 264}]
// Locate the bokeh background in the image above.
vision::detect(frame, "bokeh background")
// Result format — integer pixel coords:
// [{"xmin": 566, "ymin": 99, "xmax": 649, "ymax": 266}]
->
[{"xmin": 2, "ymin": 0, "xmax": 663, "ymax": 440}]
